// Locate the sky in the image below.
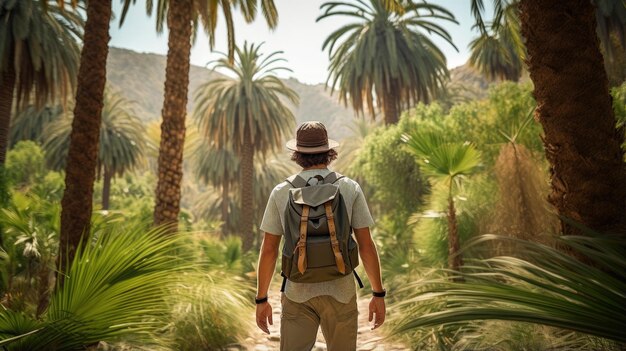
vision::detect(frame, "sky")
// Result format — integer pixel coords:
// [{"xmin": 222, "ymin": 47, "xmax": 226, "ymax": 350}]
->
[{"xmin": 109, "ymin": 0, "xmax": 487, "ymax": 85}]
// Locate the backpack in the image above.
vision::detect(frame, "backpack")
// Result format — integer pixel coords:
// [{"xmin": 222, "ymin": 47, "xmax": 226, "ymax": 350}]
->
[{"xmin": 280, "ymin": 172, "xmax": 363, "ymax": 291}]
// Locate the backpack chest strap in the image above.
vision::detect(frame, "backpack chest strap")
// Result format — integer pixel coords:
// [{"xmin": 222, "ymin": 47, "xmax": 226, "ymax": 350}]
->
[
  {"xmin": 324, "ymin": 201, "xmax": 346, "ymax": 274},
  {"xmin": 297, "ymin": 205, "xmax": 310, "ymax": 274}
]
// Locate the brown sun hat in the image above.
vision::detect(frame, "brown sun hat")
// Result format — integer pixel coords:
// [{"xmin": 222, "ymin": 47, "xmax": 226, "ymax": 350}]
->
[{"xmin": 286, "ymin": 121, "xmax": 339, "ymax": 154}]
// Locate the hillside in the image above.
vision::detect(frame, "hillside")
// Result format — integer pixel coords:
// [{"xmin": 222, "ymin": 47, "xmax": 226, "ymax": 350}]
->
[{"xmin": 106, "ymin": 47, "xmax": 489, "ymax": 141}]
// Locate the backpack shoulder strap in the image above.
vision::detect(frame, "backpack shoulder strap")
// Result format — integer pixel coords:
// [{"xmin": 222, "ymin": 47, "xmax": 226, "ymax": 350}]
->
[
  {"xmin": 323, "ymin": 172, "xmax": 345, "ymax": 184},
  {"xmin": 285, "ymin": 174, "xmax": 307, "ymax": 188}
]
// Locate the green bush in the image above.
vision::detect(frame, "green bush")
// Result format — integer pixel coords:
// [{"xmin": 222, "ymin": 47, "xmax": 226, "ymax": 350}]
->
[
  {"xmin": 163, "ymin": 272, "xmax": 253, "ymax": 350},
  {"xmin": 5, "ymin": 141, "xmax": 46, "ymax": 189}
]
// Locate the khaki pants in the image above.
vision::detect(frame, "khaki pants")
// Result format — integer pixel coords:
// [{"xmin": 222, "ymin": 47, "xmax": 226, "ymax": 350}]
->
[{"xmin": 280, "ymin": 294, "xmax": 358, "ymax": 351}]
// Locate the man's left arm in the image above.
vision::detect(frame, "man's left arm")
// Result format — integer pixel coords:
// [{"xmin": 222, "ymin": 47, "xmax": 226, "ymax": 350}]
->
[
  {"xmin": 354, "ymin": 227, "xmax": 386, "ymax": 330},
  {"xmin": 255, "ymin": 232, "xmax": 281, "ymax": 334}
]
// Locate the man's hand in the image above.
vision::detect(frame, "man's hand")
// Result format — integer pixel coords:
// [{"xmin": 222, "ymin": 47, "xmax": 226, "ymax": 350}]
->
[
  {"xmin": 256, "ymin": 302, "xmax": 273, "ymax": 334},
  {"xmin": 368, "ymin": 297, "xmax": 386, "ymax": 330}
]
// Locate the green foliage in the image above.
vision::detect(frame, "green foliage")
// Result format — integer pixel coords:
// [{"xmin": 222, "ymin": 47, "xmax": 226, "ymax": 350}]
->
[
  {"xmin": 0, "ymin": 225, "xmax": 189, "ymax": 350},
  {"xmin": 455, "ymin": 321, "xmax": 624, "ymax": 351},
  {"xmin": 318, "ymin": 0, "xmax": 457, "ymax": 123},
  {"xmin": 352, "ymin": 117, "xmax": 428, "ymax": 224},
  {"xmin": 445, "ymin": 82, "xmax": 541, "ymax": 163},
  {"xmin": 93, "ymin": 171, "xmax": 156, "ymax": 221},
  {"xmin": 164, "ymin": 273, "xmax": 252, "ymax": 350},
  {"xmin": 5, "ymin": 141, "xmax": 45, "ymax": 189},
  {"xmin": 0, "ymin": 192, "xmax": 59, "ymax": 313},
  {"xmin": 611, "ymin": 81, "xmax": 626, "ymax": 152},
  {"xmin": 0, "ymin": 0, "xmax": 82, "ymax": 109},
  {"xmin": 393, "ymin": 234, "xmax": 626, "ymax": 343}
]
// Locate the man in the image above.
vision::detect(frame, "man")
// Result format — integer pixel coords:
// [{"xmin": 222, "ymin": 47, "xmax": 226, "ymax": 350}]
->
[{"xmin": 255, "ymin": 121, "xmax": 386, "ymax": 351}]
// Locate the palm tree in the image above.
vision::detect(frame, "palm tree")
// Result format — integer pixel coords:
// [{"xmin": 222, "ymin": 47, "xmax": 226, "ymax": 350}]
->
[
  {"xmin": 55, "ymin": 0, "xmax": 113, "ymax": 276},
  {"xmin": 0, "ymin": 0, "xmax": 81, "ymax": 164},
  {"xmin": 470, "ymin": 0, "xmax": 626, "ymax": 236},
  {"xmin": 139, "ymin": 0, "xmax": 279, "ymax": 228},
  {"xmin": 193, "ymin": 42, "xmax": 297, "ymax": 251},
  {"xmin": 188, "ymin": 132, "xmax": 239, "ymax": 236},
  {"xmin": 44, "ymin": 89, "xmax": 145, "ymax": 210},
  {"xmin": 403, "ymin": 131, "xmax": 481, "ymax": 273},
  {"xmin": 9, "ymin": 105, "xmax": 64, "ymax": 148},
  {"xmin": 469, "ymin": 3, "xmax": 525, "ymax": 82},
  {"xmin": 317, "ymin": 0, "xmax": 457, "ymax": 124}
]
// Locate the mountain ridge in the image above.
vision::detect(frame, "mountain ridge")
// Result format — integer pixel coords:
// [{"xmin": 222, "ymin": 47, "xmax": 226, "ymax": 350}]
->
[{"xmin": 106, "ymin": 47, "xmax": 489, "ymax": 140}]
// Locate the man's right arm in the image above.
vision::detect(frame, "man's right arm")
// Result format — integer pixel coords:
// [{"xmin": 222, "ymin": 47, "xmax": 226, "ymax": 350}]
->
[
  {"xmin": 256, "ymin": 233, "xmax": 281, "ymax": 299},
  {"xmin": 255, "ymin": 232, "xmax": 281, "ymax": 334}
]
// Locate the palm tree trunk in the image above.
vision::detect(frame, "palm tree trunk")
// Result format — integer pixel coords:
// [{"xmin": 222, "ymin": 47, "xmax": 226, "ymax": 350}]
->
[
  {"xmin": 59, "ymin": 0, "xmax": 112, "ymax": 274},
  {"xmin": 382, "ymin": 90, "xmax": 399, "ymax": 125},
  {"xmin": 0, "ymin": 62, "xmax": 16, "ymax": 165},
  {"xmin": 240, "ymin": 126, "xmax": 254, "ymax": 251},
  {"xmin": 153, "ymin": 0, "xmax": 193, "ymax": 229},
  {"xmin": 447, "ymin": 195, "xmax": 463, "ymax": 274},
  {"xmin": 519, "ymin": 0, "xmax": 626, "ymax": 236},
  {"xmin": 102, "ymin": 167, "xmax": 112, "ymax": 210},
  {"xmin": 221, "ymin": 178, "xmax": 229, "ymax": 236}
]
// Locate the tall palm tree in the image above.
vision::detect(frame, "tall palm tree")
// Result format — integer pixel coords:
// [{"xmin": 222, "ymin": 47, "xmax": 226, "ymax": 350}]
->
[
  {"xmin": 137, "ymin": 0, "xmax": 279, "ymax": 228},
  {"xmin": 57, "ymin": 0, "xmax": 113, "ymax": 274},
  {"xmin": 44, "ymin": 89, "xmax": 145, "ymax": 210},
  {"xmin": 193, "ymin": 42, "xmax": 297, "ymax": 251},
  {"xmin": 470, "ymin": 0, "xmax": 626, "ymax": 237},
  {"xmin": 403, "ymin": 131, "xmax": 481, "ymax": 273},
  {"xmin": 469, "ymin": 3, "xmax": 525, "ymax": 82},
  {"xmin": 0, "ymin": 0, "xmax": 81, "ymax": 164},
  {"xmin": 317, "ymin": 0, "xmax": 457, "ymax": 124}
]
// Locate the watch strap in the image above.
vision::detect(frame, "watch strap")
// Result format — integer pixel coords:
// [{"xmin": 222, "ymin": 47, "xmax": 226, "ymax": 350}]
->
[
  {"xmin": 255, "ymin": 296, "xmax": 268, "ymax": 304},
  {"xmin": 372, "ymin": 289, "xmax": 386, "ymax": 298}
]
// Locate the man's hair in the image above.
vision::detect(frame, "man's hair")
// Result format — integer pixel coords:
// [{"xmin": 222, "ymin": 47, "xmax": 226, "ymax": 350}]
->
[{"xmin": 291, "ymin": 149, "xmax": 338, "ymax": 168}]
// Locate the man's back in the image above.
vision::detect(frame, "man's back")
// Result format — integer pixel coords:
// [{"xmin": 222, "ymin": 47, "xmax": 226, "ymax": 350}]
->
[{"xmin": 260, "ymin": 168, "xmax": 374, "ymax": 303}]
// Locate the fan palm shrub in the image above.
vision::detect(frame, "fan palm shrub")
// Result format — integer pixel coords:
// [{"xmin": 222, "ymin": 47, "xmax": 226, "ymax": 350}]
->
[
  {"xmin": 193, "ymin": 42, "xmax": 297, "ymax": 251},
  {"xmin": 393, "ymin": 233, "xmax": 626, "ymax": 343},
  {"xmin": 403, "ymin": 131, "xmax": 482, "ymax": 273},
  {"xmin": 0, "ymin": 222, "xmax": 190, "ymax": 350},
  {"xmin": 318, "ymin": 0, "xmax": 457, "ymax": 124}
]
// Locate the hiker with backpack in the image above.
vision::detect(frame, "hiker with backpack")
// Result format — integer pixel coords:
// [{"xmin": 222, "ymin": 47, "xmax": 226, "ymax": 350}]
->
[{"xmin": 255, "ymin": 121, "xmax": 386, "ymax": 351}]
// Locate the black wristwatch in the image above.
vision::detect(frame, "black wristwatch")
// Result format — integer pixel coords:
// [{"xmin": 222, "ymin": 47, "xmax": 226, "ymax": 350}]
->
[
  {"xmin": 372, "ymin": 289, "xmax": 386, "ymax": 298},
  {"xmin": 255, "ymin": 296, "xmax": 268, "ymax": 304}
]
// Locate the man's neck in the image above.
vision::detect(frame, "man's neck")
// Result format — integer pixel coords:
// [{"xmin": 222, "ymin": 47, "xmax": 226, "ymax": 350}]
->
[{"xmin": 302, "ymin": 164, "xmax": 328, "ymax": 171}]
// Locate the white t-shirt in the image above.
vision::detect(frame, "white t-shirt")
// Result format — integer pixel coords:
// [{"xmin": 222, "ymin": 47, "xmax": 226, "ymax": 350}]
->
[{"xmin": 259, "ymin": 168, "xmax": 375, "ymax": 303}]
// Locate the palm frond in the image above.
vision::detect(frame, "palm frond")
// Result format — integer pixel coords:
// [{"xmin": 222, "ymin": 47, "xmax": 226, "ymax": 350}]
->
[
  {"xmin": 393, "ymin": 234, "xmax": 626, "ymax": 343},
  {"xmin": 0, "ymin": 0, "xmax": 82, "ymax": 110},
  {"xmin": 318, "ymin": 0, "xmax": 456, "ymax": 123}
]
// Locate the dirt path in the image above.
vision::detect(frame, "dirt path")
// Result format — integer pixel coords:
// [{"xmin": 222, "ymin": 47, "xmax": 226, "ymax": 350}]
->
[{"xmin": 237, "ymin": 287, "xmax": 410, "ymax": 351}]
